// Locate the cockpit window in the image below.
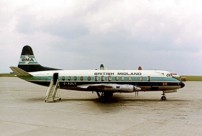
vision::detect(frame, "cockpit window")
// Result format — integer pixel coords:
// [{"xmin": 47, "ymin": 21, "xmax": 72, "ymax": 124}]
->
[{"xmin": 166, "ymin": 74, "xmax": 172, "ymax": 77}]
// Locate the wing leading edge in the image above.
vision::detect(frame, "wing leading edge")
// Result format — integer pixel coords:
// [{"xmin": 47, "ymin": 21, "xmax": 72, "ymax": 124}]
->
[{"xmin": 78, "ymin": 84, "xmax": 141, "ymax": 92}]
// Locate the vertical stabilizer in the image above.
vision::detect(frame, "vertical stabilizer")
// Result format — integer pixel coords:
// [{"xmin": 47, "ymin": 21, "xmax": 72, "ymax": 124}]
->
[
  {"xmin": 19, "ymin": 45, "xmax": 39, "ymax": 66},
  {"xmin": 18, "ymin": 45, "xmax": 59, "ymax": 72}
]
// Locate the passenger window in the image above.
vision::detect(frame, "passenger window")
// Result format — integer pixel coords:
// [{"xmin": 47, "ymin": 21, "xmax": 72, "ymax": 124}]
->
[
  {"xmin": 95, "ymin": 76, "xmax": 98, "ymax": 81},
  {"xmin": 101, "ymin": 76, "xmax": 105, "ymax": 81},
  {"xmin": 80, "ymin": 76, "xmax": 83, "ymax": 81},
  {"xmin": 129, "ymin": 76, "xmax": 132, "ymax": 81},
  {"xmin": 108, "ymin": 76, "xmax": 112, "ymax": 81},
  {"xmin": 148, "ymin": 76, "xmax": 150, "ymax": 81},
  {"xmin": 140, "ymin": 76, "xmax": 143, "ymax": 81},
  {"xmin": 88, "ymin": 76, "xmax": 91, "ymax": 81},
  {"xmin": 74, "ymin": 76, "xmax": 77, "ymax": 81},
  {"xmin": 116, "ymin": 76, "xmax": 119, "ymax": 81},
  {"xmin": 68, "ymin": 76, "xmax": 71, "ymax": 81}
]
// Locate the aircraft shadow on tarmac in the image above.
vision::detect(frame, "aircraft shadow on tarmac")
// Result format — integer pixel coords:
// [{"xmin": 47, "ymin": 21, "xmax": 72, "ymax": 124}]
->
[
  {"xmin": 63, "ymin": 98, "xmax": 188, "ymax": 103},
  {"xmin": 24, "ymin": 96, "xmax": 189, "ymax": 104}
]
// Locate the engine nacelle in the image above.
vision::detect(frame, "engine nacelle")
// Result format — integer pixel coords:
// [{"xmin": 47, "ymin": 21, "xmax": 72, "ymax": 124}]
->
[{"xmin": 107, "ymin": 85, "xmax": 141, "ymax": 92}]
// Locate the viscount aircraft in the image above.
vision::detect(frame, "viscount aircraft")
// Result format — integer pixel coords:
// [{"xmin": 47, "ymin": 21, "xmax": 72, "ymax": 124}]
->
[{"xmin": 10, "ymin": 45, "xmax": 185, "ymax": 102}]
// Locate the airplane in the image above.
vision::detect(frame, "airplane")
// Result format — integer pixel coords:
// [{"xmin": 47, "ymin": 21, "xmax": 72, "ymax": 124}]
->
[{"xmin": 10, "ymin": 45, "xmax": 185, "ymax": 102}]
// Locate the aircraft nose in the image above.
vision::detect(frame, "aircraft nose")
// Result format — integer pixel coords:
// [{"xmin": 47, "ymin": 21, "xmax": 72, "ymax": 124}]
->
[{"xmin": 180, "ymin": 82, "xmax": 185, "ymax": 88}]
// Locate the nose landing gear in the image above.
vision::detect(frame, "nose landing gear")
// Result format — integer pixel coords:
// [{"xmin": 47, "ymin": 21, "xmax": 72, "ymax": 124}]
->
[{"xmin": 161, "ymin": 91, "xmax": 167, "ymax": 101}]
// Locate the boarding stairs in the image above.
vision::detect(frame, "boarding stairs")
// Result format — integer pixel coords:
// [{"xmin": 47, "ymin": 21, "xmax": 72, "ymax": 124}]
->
[{"xmin": 45, "ymin": 73, "xmax": 61, "ymax": 102}]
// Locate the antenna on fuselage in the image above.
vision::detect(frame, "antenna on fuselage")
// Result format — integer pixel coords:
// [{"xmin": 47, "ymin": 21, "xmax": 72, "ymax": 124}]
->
[
  {"xmin": 136, "ymin": 66, "xmax": 142, "ymax": 96},
  {"xmin": 138, "ymin": 66, "xmax": 142, "ymax": 70},
  {"xmin": 100, "ymin": 64, "xmax": 104, "ymax": 70}
]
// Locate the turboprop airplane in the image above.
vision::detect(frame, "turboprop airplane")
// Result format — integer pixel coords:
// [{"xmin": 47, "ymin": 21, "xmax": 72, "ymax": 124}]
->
[{"xmin": 10, "ymin": 45, "xmax": 185, "ymax": 102}]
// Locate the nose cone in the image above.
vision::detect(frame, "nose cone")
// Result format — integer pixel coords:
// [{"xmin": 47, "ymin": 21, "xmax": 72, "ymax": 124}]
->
[{"xmin": 180, "ymin": 82, "xmax": 185, "ymax": 88}]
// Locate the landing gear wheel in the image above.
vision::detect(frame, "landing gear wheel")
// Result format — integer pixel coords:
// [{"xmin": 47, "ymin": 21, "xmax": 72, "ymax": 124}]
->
[
  {"xmin": 97, "ymin": 92, "xmax": 113, "ymax": 102},
  {"xmin": 100, "ymin": 96, "xmax": 107, "ymax": 102},
  {"xmin": 161, "ymin": 96, "xmax": 167, "ymax": 101}
]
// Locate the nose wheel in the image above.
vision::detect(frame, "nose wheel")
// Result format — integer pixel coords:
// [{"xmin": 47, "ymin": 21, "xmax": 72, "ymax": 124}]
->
[
  {"xmin": 161, "ymin": 95, "xmax": 167, "ymax": 101},
  {"xmin": 161, "ymin": 91, "xmax": 167, "ymax": 101}
]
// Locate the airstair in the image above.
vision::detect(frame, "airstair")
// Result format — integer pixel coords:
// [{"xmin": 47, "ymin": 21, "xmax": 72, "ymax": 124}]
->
[{"xmin": 45, "ymin": 73, "xmax": 61, "ymax": 103}]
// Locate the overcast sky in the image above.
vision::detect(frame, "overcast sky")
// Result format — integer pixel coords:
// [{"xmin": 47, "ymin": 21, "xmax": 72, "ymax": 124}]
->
[{"xmin": 1, "ymin": 0, "xmax": 202, "ymax": 75}]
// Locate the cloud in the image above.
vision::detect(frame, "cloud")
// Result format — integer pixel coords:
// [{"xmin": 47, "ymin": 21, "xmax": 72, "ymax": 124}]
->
[{"xmin": 0, "ymin": 0, "xmax": 202, "ymax": 75}]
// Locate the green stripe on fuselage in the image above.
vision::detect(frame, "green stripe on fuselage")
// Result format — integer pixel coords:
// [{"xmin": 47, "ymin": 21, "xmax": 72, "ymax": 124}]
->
[{"xmin": 25, "ymin": 75, "xmax": 179, "ymax": 83}]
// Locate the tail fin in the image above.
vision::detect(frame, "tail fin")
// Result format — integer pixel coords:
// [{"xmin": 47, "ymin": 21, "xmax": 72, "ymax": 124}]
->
[{"xmin": 18, "ymin": 45, "xmax": 60, "ymax": 72}]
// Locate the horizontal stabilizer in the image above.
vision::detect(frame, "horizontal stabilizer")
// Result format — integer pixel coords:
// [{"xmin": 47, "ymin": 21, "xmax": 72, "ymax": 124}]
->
[{"xmin": 10, "ymin": 66, "xmax": 33, "ymax": 77}]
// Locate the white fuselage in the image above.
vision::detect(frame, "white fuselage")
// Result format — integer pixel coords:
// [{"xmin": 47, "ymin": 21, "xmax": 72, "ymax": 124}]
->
[{"xmin": 25, "ymin": 69, "xmax": 183, "ymax": 93}]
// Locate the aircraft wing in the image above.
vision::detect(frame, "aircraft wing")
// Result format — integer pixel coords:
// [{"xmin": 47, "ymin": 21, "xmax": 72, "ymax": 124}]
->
[
  {"xmin": 78, "ymin": 84, "xmax": 141, "ymax": 92},
  {"xmin": 10, "ymin": 67, "xmax": 33, "ymax": 77}
]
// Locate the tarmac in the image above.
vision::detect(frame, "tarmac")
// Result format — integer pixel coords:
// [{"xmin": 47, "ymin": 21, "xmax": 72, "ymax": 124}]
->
[{"xmin": 0, "ymin": 77, "xmax": 202, "ymax": 136}]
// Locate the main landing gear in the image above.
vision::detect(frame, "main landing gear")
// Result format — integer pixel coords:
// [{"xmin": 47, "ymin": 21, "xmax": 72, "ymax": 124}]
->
[
  {"xmin": 161, "ymin": 91, "xmax": 167, "ymax": 101},
  {"xmin": 96, "ymin": 92, "xmax": 113, "ymax": 102}
]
